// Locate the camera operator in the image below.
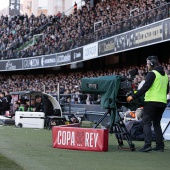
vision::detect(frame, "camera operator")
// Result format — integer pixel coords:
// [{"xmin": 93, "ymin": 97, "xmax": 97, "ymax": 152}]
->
[{"xmin": 127, "ymin": 56, "xmax": 169, "ymax": 152}]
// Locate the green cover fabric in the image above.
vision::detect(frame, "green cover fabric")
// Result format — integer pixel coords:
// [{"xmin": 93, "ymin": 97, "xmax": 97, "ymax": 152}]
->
[{"xmin": 81, "ymin": 75, "xmax": 121, "ymax": 125}]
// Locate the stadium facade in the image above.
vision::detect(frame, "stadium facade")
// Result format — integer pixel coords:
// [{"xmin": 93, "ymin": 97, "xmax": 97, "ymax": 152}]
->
[{"xmin": 0, "ymin": 0, "xmax": 84, "ymax": 17}]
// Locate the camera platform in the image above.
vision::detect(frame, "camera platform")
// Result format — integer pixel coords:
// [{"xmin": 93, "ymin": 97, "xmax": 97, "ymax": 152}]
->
[
  {"xmin": 113, "ymin": 116, "xmax": 136, "ymax": 151},
  {"xmin": 93, "ymin": 109, "xmax": 136, "ymax": 151}
]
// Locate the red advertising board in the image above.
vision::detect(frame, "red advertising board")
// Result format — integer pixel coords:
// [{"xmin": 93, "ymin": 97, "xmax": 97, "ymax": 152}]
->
[{"xmin": 52, "ymin": 125, "xmax": 108, "ymax": 152}]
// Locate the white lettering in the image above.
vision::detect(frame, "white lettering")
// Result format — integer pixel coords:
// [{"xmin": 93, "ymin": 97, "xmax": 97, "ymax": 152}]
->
[
  {"xmin": 44, "ymin": 58, "xmax": 56, "ymax": 64},
  {"xmin": 30, "ymin": 59, "xmax": 39, "ymax": 67},
  {"xmin": 66, "ymin": 131, "xmax": 71, "ymax": 145},
  {"xmin": 71, "ymin": 132, "xmax": 75, "ymax": 146},
  {"xmin": 83, "ymin": 43, "xmax": 98, "ymax": 59},
  {"xmin": 57, "ymin": 130, "xmax": 75, "ymax": 146},
  {"xmin": 90, "ymin": 133, "xmax": 93, "ymax": 147},
  {"xmin": 57, "ymin": 53, "xmax": 71, "ymax": 63},
  {"xmin": 62, "ymin": 131, "xmax": 66, "ymax": 145},
  {"xmin": 74, "ymin": 52, "xmax": 81, "ymax": 59},
  {"xmin": 94, "ymin": 133, "xmax": 98, "ymax": 147},
  {"xmin": 85, "ymin": 47, "xmax": 96, "ymax": 57},
  {"xmin": 23, "ymin": 59, "xmax": 40, "ymax": 67},
  {"xmin": 57, "ymin": 131, "xmax": 61, "ymax": 145},
  {"xmin": 85, "ymin": 133, "xmax": 89, "ymax": 147},
  {"xmin": 85, "ymin": 132, "xmax": 98, "ymax": 148}
]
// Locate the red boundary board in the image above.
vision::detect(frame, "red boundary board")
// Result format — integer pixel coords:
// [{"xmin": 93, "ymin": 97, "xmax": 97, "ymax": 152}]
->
[{"xmin": 52, "ymin": 124, "xmax": 108, "ymax": 152}]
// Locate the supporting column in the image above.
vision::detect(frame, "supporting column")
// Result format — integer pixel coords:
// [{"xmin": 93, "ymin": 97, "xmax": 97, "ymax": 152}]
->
[
  {"xmin": 32, "ymin": 0, "xmax": 38, "ymax": 16},
  {"xmin": 47, "ymin": 0, "xmax": 57, "ymax": 16}
]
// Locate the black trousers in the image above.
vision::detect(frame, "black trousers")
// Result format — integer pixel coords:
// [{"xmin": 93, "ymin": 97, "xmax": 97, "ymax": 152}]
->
[{"xmin": 142, "ymin": 105, "xmax": 165, "ymax": 147}]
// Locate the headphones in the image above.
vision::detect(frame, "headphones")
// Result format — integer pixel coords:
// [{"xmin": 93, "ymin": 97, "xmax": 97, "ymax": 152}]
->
[
  {"xmin": 150, "ymin": 60, "xmax": 155, "ymax": 67},
  {"xmin": 147, "ymin": 56, "xmax": 158, "ymax": 67}
]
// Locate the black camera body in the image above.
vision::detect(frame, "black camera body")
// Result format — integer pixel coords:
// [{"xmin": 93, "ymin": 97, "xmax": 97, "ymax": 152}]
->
[{"xmin": 116, "ymin": 77, "xmax": 134, "ymax": 105}]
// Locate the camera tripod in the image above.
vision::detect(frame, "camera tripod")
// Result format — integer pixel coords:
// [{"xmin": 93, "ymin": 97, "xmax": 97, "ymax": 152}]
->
[{"xmin": 93, "ymin": 106, "xmax": 136, "ymax": 151}]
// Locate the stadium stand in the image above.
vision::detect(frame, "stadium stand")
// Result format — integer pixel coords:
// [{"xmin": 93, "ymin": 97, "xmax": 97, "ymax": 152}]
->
[
  {"xmin": 0, "ymin": 0, "xmax": 170, "ymax": 105},
  {"xmin": 0, "ymin": 0, "xmax": 169, "ymax": 59},
  {"xmin": 0, "ymin": 63, "xmax": 170, "ymax": 105}
]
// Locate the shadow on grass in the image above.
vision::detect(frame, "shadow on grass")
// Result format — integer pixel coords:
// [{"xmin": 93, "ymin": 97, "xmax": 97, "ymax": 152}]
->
[{"xmin": 0, "ymin": 153, "xmax": 24, "ymax": 170}]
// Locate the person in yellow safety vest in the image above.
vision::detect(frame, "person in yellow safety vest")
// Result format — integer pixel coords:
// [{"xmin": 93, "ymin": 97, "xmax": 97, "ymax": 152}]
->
[{"xmin": 127, "ymin": 56, "xmax": 169, "ymax": 152}]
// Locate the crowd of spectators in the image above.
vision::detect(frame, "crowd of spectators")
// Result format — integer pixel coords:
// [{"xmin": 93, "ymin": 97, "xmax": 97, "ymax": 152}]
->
[
  {"xmin": 0, "ymin": 0, "xmax": 169, "ymax": 60},
  {"xmin": 0, "ymin": 62, "xmax": 170, "ymax": 105},
  {"xmin": 0, "ymin": 13, "xmax": 53, "ymax": 59}
]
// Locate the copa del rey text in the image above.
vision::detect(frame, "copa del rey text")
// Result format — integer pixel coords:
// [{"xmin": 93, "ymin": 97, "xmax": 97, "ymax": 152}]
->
[{"xmin": 57, "ymin": 130, "xmax": 99, "ymax": 147}]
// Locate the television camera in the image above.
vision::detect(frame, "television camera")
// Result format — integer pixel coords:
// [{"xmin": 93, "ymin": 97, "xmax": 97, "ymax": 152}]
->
[{"xmin": 81, "ymin": 71, "xmax": 142, "ymax": 151}]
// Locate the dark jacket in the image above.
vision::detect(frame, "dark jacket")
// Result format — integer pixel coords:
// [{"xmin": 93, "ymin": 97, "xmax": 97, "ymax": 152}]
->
[
  {"xmin": 132, "ymin": 66, "xmax": 169, "ymax": 108},
  {"xmin": 42, "ymin": 95, "xmax": 54, "ymax": 116},
  {"xmin": 6, "ymin": 94, "xmax": 12, "ymax": 104},
  {"xmin": 35, "ymin": 102, "xmax": 43, "ymax": 112},
  {"xmin": 4, "ymin": 95, "xmax": 12, "ymax": 110},
  {"xmin": 0, "ymin": 97, "xmax": 9, "ymax": 113},
  {"xmin": 35, "ymin": 96, "xmax": 53, "ymax": 116}
]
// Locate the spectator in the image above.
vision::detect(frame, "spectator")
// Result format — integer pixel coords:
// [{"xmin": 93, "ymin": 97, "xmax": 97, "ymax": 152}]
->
[
  {"xmin": 13, "ymin": 101, "xmax": 20, "ymax": 113},
  {"xmin": 86, "ymin": 94, "xmax": 93, "ymax": 104},
  {"xmin": 74, "ymin": 2, "xmax": 78, "ymax": 14},
  {"xmin": 42, "ymin": 95, "xmax": 54, "ymax": 116},
  {"xmin": 0, "ymin": 0, "xmax": 169, "ymax": 59},
  {"xmin": 4, "ymin": 90, "xmax": 12, "ymax": 108},
  {"xmin": 0, "ymin": 60, "xmax": 170, "ymax": 107},
  {"xmin": 0, "ymin": 92, "xmax": 9, "ymax": 114},
  {"xmin": 34, "ymin": 95, "xmax": 53, "ymax": 116},
  {"xmin": 56, "ymin": 11, "xmax": 61, "ymax": 19},
  {"xmin": 34, "ymin": 95, "xmax": 43, "ymax": 112},
  {"xmin": 94, "ymin": 94, "xmax": 101, "ymax": 104}
]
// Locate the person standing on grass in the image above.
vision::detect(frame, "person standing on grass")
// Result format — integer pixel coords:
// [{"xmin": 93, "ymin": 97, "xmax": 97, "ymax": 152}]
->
[
  {"xmin": 127, "ymin": 56, "xmax": 169, "ymax": 152},
  {"xmin": 0, "ymin": 92, "xmax": 9, "ymax": 115}
]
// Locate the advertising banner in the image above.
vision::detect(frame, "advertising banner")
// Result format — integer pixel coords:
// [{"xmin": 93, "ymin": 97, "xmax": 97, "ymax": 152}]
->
[
  {"xmin": 52, "ymin": 126, "xmax": 108, "ymax": 151},
  {"xmin": 42, "ymin": 54, "xmax": 57, "ymax": 67},
  {"xmin": 133, "ymin": 22, "xmax": 162, "ymax": 46},
  {"xmin": 163, "ymin": 20, "xmax": 170, "ymax": 40},
  {"xmin": 0, "ymin": 59, "xmax": 22, "ymax": 71},
  {"xmin": 98, "ymin": 37, "xmax": 115, "ymax": 56},
  {"xmin": 113, "ymin": 23, "xmax": 163, "ymax": 53},
  {"xmin": 0, "ymin": 19, "xmax": 170, "ymax": 72},
  {"xmin": 83, "ymin": 42, "xmax": 98, "ymax": 60},
  {"xmin": 22, "ymin": 56, "xmax": 42, "ymax": 69},
  {"xmin": 56, "ymin": 51, "xmax": 71, "ymax": 65},
  {"xmin": 114, "ymin": 33, "xmax": 133, "ymax": 52},
  {"xmin": 71, "ymin": 47, "xmax": 83, "ymax": 62}
]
